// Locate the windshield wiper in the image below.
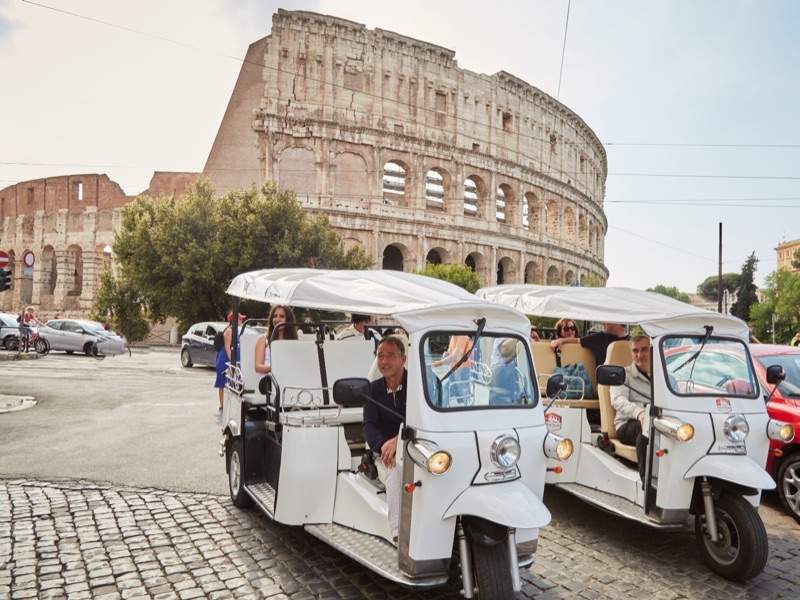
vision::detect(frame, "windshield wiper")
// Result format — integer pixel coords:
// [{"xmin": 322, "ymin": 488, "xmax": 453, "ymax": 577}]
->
[{"xmin": 673, "ymin": 325, "xmax": 714, "ymax": 375}]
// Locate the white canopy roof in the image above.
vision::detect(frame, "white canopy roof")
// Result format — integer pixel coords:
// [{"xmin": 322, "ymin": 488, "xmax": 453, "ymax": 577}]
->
[
  {"xmin": 475, "ymin": 284, "xmax": 750, "ymax": 339},
  {"xmin": 226, "ymin": 269, "xmax": 530, "ymax": 332}
]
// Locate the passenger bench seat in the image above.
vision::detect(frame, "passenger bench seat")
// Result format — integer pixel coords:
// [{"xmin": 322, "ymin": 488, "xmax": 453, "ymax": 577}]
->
[{"xmin": 597, "ymin": 340, "xmax": 637, "ymax": 463}]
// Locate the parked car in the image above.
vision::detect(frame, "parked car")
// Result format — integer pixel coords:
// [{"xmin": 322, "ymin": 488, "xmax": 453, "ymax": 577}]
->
[
  {"xmin": 181, "ymin": 322, "xmax": 228, "ymax": 367},
  {"xmin": 0, "ymin": 312, "xmax": 19, "ymax": 350},
  {"xmin": 41, "ymin": 319, "xmax": 128, "ymax": 356},
  {"xmin": 750, "ymin": 344, "xmax": 800, "ymax": 523}
]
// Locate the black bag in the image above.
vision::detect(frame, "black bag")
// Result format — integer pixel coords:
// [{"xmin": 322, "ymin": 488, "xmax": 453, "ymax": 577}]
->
[{"xmin": 213, "ymin": 326, "xmax": 229, "ymax": 352}]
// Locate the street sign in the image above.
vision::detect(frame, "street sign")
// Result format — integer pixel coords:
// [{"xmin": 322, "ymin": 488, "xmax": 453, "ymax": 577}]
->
[
  {"xmin": 0, "ymin": 250, "xmax": 8, "ymax": 268},
  {"xmin": 22, "ymin": 250, "xmax": 35, "ymax": 268}
]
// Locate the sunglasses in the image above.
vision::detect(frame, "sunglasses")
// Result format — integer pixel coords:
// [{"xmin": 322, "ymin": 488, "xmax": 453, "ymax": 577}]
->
[{"xmin": 562, "ymin": 325, "xmax": 577, "ymax": 331}]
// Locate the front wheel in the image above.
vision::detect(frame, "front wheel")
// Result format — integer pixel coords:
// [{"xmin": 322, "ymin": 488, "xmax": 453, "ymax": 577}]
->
[
  {"xmin": 227, "ymin": 439, "xmax": 253, "ymax": 508},
  {"xmin": 34, "ymin": 338, "xmax": 50, "ymax": 355},
  {"xmin": 777, "ymin": 453, "xmax": 800, "ymax": 524},
  {"xmin": 471, "ymin": 540, "xmax": 515, "ymax": 599},
  {"xmin": 695, "ymin": 493, "xmax": 768, "ymax": 581},
  {"xmin": 180, "ymin": 348, "xmax": 193, "ymax": 368}
]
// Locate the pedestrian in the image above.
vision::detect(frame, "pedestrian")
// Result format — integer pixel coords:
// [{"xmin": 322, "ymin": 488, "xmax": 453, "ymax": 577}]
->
[{"xmin": 215, "ymin": 311, "xmax": 245, "ymax": 412}]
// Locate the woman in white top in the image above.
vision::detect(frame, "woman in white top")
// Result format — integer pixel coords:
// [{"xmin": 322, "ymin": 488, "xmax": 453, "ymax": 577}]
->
[{"xmin": 254, "ymin": 305, "xmax": 298, "ymax": 374}]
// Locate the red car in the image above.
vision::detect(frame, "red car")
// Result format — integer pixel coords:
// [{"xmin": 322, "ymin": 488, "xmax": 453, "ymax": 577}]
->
[{"xmin": 750, "ymin": 344, "xmax": 800, "ymax": 523}]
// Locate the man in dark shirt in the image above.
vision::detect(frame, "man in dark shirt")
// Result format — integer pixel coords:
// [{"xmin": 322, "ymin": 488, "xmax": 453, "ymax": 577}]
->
[
  {"xmin": 362, "ymin": 336, "xmax": 407, "ymax": 540},
  {"xmin": 550, "ymin": 322, "xmax": 628, "ymax": 365}
]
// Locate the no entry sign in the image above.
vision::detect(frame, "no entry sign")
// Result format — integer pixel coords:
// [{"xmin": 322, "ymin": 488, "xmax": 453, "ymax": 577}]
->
[{"xmin": 0, "ymin": 251, "xmax": 9, "ymax": 268}]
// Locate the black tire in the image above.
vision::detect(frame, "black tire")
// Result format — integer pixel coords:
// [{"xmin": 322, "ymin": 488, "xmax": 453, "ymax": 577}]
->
[
  {"xmin": 83, "ymin": 342, "xmax": 94, "ymax": 356},
  {"xmin": 180, "ymin": 348, "xmax": 193, "ymax": 368},
  {"xmin": 66, "ymin": 350, "xmax": 74, "ymax": 355},
  {"xmin": 695, "ymin": 492, "xmax": 768, "ymax": 581},
  {"xmin": 471, "ymin": 539, "xmax": 515, "ymax": 599},
  {"xmin": 776, "ymin": 452, "xmax": 800, "ymax": 525},
  {"xmin": 4, "ymin": 335, "xmax": 18, "ymax": 351},
  {"xmin": 227, "ymin": 439, "xmax": 253, "ymax": 508},
  {"xmin": 34, "ymin": 338, "xmax": 50, "ymax": 355}
]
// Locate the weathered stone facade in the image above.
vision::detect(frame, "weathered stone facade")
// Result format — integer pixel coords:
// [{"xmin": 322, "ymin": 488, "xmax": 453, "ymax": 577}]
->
[{"xmin": 204, "ymin": 9, "xmax": 609, "ymax": 286}]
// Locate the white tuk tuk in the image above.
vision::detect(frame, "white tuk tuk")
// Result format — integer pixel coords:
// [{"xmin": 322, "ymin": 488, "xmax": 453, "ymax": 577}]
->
[
  {"xmin": 219, "ymin": 269, "xmax": 574, "ymax": 598},
  {"xmin": 476, "ymin": 284, "xmax": 795, "ymax": 581}
]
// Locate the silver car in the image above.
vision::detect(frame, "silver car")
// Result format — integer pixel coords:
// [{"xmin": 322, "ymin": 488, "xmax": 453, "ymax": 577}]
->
[
  {"xmin": 180, "ymin": 321, "xmax": 228, "ymax": 367},
  {"xmin": 42, "ymin": 319, "xmax": 128, "ymax": 356},
  {"xmin": 0, "ymin": 312, "xmax": 20, "ymax": 350}
]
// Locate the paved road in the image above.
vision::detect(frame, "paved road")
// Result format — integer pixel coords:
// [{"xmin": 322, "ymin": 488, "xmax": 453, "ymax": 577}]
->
[{"xmin": 1, "ymin": 350, "xmax": 799, "ymax": 599}]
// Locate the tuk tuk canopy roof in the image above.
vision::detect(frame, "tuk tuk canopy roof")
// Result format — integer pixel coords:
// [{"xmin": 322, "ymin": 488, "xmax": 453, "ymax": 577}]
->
[
  {"xmin": 226, "ymin": 269, "xmax": 530, "ymax": 332},
  {"xmin": 475, "ymin": 284, "xmax": 750, "ymax": 339}
]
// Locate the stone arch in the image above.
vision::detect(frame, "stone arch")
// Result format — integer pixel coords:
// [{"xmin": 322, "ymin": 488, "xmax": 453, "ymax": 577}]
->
[
  {"xmin": 546, "ymin": 265, "xmax": 561, "ymax": 285},
  {"xmin": 563, "ymin": 206, "xmax": 576, "ymax": 241},
  {"xmin": 524, "ymin": 261, "xmax": 541, "ymax": 284},
  {"xmin": 65, "ymin": 245, "xmax": 83, "ymax": 296},
  {"xmin": 40, "ymin": 245, "xmax": 57, "ymax": 296},
  {"xmin": 277, "ymin": 146, "xmax": 317, "ymax": 198},
  {"xmin": 565, "ymin": 269, "xmax": 576, "ymax": 286},
  {"xmin": 425, "ymin": 167, "xmax": 450, "ymax": 210},
  {"xmin": 382, "ymin": 242, "xmax": 411, "ymax": 272},
  {"xmin": 578, "ymin": 213, "xmax": 588, "ymax": 247},
  {"xmin": 495, "ymin": 183, "xmax": 515, "ymax": 224},
  {"xmin": 465, "ymin": 251, "xmax": 488, "ymax": 283},
  {"xmin": 464, "ymin": 175, "xmax": 486, "ymax": 217},
  {"xmin": 545, "ymin": 199, "xmax": 560, "ymax": 237},
  {"xmin": 496, "ymin": 256, "xmax": 516, "ymax": 285},
  {"xmin": 525, "ymin": 192, "xmax": 540, "ymax": 232},
  {"xmin": 333, "ymin": 151, "xmax": 369, "ymax": 205},
  {"xmin": 382, "ymin": 159, "xmax": 409, "ymax": 206},
  {"xmin": 426, "ymin": 247, "xmax": 450, "ymax": 265}
]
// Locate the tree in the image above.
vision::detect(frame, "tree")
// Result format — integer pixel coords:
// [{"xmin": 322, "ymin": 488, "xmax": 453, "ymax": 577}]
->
[
  {"xmin": 646, "ymin": 284, "xmax": 690, "ymax": 303},
  {"xmin": 112, "ymin": 181, "xmax": 371, "ymax": 332},
  {"xmin": 792, "ymin": 248, "xmax": 800, "ymax": 271},
  {"xmin": 731, "ymin": 252, "xmax": 758, "ymax": 321},
  {"xmin": 415, "ymin": 262, "xmax": 481, "ymax": 293},
  {"xmin": 581, "ymin": 273, "xmax": 603, "ymax": 288},
  {"xmin": 90, "ymin": 268, "xmax": 151, "ymax": 342},
  {"xmin": 697, "ymin": 273, "xmax": 740, "ymax": 301},
  {"xmin": 750, "ymin": 269, "xmax": 800, "ymax": 343}
]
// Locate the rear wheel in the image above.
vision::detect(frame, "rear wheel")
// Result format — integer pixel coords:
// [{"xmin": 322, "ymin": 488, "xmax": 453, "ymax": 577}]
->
[
  {"xmin": 471, "ymin": 539, "xmax": 515, "ymax": 599},
  {"xmin": 180, "ymin": 348, "xmax": 193, "ymax": 368},
  {"xmin": 227, "ymin": 438, "xmax": 253, "ymax": 508},
  {"xmin": 695, "ymin": 492, "xmax": 768, "ymax": 581},
  {"xmin": 4, "ymin": 335, "xmax": 18, "ymax": 351},
  {"xmin": 777, "ymin": 452, "xmax": 800, "ymax": 524}
]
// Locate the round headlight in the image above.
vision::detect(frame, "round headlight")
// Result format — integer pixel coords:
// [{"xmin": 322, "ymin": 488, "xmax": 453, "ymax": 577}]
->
[
  {"xmin": 767, "ymin": 419, "xmax": 795, "ymax": 443},
  {"xmin": 723, "ymin": 414, "xmax": 749, "ymax": 443},
  {"xmin": 490, "ymin": 435, "xmax": 521, "ymax": 469},
  {"xmin": 556, "ymin": 438, "xmax": 574, "ymax": 461},
  {"xmin": 676, "ymin": 423, "xmax": 695, "ymax": 442},
  {"xmin": 427, "ymin": 451, "xmax": 452, "ymax": 475},
  {"xmin": 779, "ymin": 423, "xmax": 795, "ymax": 442}
]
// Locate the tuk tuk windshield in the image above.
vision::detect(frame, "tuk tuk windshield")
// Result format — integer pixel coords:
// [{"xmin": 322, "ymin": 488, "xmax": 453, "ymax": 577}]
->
[
  {"xmin": 421, "ymin": 332, "xmax": 538, "ymax": 410},
  {"xmin": 662, "ymin": 336, "xmax": 759, "ymax": 398}
]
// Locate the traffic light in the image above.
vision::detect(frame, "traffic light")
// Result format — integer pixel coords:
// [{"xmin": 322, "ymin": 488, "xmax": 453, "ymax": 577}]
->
[{"xmin": 0, "ymin": 268, "xmax": 10, "ymax": 292}]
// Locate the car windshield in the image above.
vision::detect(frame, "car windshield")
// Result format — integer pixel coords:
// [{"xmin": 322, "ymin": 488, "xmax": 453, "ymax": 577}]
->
[
  {"xmin": 422, "ymin": 332, "xmax": 538, "ymax": 410},
  {"xmin": 756, "ymin": 354, "xmax": 800, "ymax": 398},
  {"xmin": 663, "ymin": 336, "xmax": 758, "ymax": 398}
]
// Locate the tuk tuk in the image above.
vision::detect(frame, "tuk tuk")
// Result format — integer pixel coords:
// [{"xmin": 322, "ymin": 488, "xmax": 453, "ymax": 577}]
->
[
  {"xmin": 476, "ymin": 284, "xmax": 795, "ymax": 581},
  {"xmin": 218, "ymin": 269, "xmax": 574, "ymax": 598}
]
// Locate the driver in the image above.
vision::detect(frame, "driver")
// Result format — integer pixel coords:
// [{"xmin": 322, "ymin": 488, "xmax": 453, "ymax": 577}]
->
[
  {"xmin": 610, "ymin": 335, "xmax": 651, "ymax": 482},
  {"xmin": 363, "ymin": 336, "xmax": 407, "ymax": 542}
]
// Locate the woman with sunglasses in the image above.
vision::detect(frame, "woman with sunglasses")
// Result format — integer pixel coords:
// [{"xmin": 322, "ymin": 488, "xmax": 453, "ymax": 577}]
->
[{"xmin": 555, "ymin": 318, "xmax": 578, "ymax": 339}]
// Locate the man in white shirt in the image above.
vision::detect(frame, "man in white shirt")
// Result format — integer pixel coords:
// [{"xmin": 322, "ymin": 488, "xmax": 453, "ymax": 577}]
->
[
  {"xmin": 336, "ymin": 313, "xmax": 371, "ymax": 340},
  {"xmin": 610, "ymin": 335, "xmax": 652, "ymax": 481}
]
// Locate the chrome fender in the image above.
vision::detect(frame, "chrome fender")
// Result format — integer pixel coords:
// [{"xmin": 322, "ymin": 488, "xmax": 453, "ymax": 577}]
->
[
  {"xmin": 443, "ymin": 481, "xmax": 551, "ymax": 529},
  {"xmin": 684, "ymin": 454, "xmax": 775, "ymax": 490}
]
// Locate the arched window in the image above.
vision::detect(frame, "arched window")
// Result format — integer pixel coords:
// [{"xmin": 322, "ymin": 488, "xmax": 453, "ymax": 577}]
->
[
  {"xmin": 464, "ymin": 175, "xmax": 485, "ymax": 217},
  {"xmin": 382, "ymin": 161, "xmax": 407, "ymax": 206},
  {"xmin": 545, "ymin": 200, "xmax": 559, "ymax": 237},
  {"xmin": 563, "ymin": 207, "xmax": 576, "ymax": 241},
  {"xmin": 524, "ymin": 261, "xmax": 541, "ymax": 284},
  {"xmin": 497, "ymin": 257, "xmax": 515, "ymax": 285},
  {"xmin": 546, "ymin": 265, "xmax": 560, "ymax": 285},
  {"xmin": 382, "ymin": 244, "xmax": 406, "ymax": 271},
  {"xmin": 495, "ymin": 186, "xmax": 506, "ymax": 223},
  {"xmin": 425, "ymin": 169, "xmax": 445, "ymax": 209}
]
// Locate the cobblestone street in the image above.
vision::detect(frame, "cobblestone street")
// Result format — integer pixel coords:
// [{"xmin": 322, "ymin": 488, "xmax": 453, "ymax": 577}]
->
[{"xmin": 2, "ymin": 478, "xmax": 799, "ymax": 600}]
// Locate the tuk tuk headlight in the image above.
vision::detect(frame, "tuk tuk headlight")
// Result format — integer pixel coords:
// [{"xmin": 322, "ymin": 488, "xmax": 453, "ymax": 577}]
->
[
  {"xmin": 490, "ymin": 435, "xmax": 521, "ymax": 469},
  {"xmin": 407, "ymin": 440, "xmax": 452, "ymax": 475},
  {"xmin": 653, "ymin": 417, "xmax": 695, "ymax": 442},
  {"xmin": 543, "ymin": 433, "xmax": 573, "ymax": 461},
  {"xmin": 767, "ymin": 419, "xmax": 795, "ymax": 443},
  {"xmin": 427, "ymin": 451, "xmax": 452, "ymax": 475},
  {"xmin": 723, "ymin": 414, "xmax": 749, "ymax": 443}
]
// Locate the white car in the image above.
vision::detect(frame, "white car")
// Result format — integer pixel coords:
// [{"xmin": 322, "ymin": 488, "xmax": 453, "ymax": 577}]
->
[
  {"xmin": 0, "ymin": 312, "xmax": 20, "ymax": 350},
  {"xmin": 42, "ymin": 319, "xmax": 128, "ymax": 356}
]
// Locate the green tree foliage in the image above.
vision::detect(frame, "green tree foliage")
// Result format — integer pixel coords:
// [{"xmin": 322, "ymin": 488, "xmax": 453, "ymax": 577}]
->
[
  {"xmin": 415, "ymin": 262, "xmax": 482, "ymax": 294},
  {"xmin": 113, "ymin": 181, "xmax": 371, "ymax": 331},
  {"xmin": 750, "ymin": 269, "xmax": 800, "ymax": 343},
  {"xmin": 791, "ymin": 248, "xmax": 800, "ymax": 271},
  {"xmin": 646, "ymin": 284, "xmax": 690, "ymax": 303},
  {"xmin": 697, "ymin": 273, "xmax": 740, "ymax": 301},
  {"xmin": 90, "ymin": 268, "xmax": 151, "ymax": 342},
  {"xmin": 581, "ymin": 273, "xmax": 603, "ymax": 288},
  {"xmin": 731, "ymin": 252, "xmax": 758, "ymax": 321}
]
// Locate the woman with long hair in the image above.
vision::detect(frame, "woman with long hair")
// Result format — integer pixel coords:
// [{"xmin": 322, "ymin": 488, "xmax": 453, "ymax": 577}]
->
[
  {"xmin": 554, "ymin": 318, "xmax": 578, "ymax": 340},
  {"xmin": 214, "ymin": 311, "xmax": 245, "ymax": 411},
  {"xmin": 254, "ymin": 305, "xmax": 298, "ymax": 374}
]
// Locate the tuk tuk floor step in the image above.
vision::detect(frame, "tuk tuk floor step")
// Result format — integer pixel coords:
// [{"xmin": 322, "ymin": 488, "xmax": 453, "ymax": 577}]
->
[
  {"xmin": 245, "ymin": 481, "xmax": 276, "ymax": 517},
  {"xmin": 555, "ymin": 483, "xmax": 684, "ymax": 530},
  {"xmin": 303, "ymin": 523, "xmax": 449, "ymax": 589}
]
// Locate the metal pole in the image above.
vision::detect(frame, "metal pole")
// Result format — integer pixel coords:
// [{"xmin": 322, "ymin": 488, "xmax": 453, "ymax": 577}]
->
[{"xmin": 717, "ymin": 223, "xmax": 723, "ymax": 313}]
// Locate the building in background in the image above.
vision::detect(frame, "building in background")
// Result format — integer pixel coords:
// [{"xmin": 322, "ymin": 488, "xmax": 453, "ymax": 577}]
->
[{"xmin": 776, "ymin": 238, "xmax": 800, "ymax": 272}]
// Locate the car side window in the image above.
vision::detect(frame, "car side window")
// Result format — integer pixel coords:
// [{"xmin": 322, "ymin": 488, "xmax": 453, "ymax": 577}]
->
[
  {"xmin": 191, "ymin": 326, "xmax": 205, "ymax": 337},
  {"xmin": 48, "ymin": 321, "xmax": 63, "ymax": 331},
  {"xmin": 64, "ymin": 321, "xmax": 83, "ymax": 334},
  {"xmin": 204, "ymin": 326, "xmax": 217, "ymax": 338}
]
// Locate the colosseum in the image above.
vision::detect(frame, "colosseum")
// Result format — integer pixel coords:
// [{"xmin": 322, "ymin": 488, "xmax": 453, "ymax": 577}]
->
[
  {"xmin": 203, "ymin": 9, "xmax": 608, "ymax": 286},
  {"xmin": 0, "ymin": 9, "xmax": 607, "ymax": 318}
]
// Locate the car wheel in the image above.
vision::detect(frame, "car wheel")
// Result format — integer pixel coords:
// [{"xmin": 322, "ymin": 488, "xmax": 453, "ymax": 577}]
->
[
  {"xmin": 66, "ymin": 350, "xmax": 74, "ymax": 355},
  {"xmin": 181, "ymin": 348, "xmax": 193, "ymax": 368},
  {"xmin": 3, "ymin": 335, "xmax": 18, "ymax": 351},
  {"xmin": 83, "ymin": 342, "xmax": 94, "ymax": 356},
  {"xmin": 777, "ymin": 451, "xmax": 800, "ymax": 525}
]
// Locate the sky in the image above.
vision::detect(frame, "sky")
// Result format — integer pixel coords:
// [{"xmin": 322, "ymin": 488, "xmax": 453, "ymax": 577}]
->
[{"xmin": 1, "ymin": 0, "xmax": 799, "ymax": 292}]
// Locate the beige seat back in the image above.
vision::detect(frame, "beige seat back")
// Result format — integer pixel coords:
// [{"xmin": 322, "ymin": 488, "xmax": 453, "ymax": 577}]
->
[
  {"xmin": 597, "ymin": 340, "xmax": 633, "ymax": 437},
  {"xmin": 531, "ymin": 341, "xmax": 558, "ymax": 392},
  {"xmin": 559, "ymin": 345, "xmax": 598, "ymax": 398}
]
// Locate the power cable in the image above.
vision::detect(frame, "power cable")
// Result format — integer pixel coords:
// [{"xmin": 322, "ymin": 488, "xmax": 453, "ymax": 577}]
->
[
  {"xmin": 605, "ymin": 142, "xmax": 800, "ymax": 149},
  {"xmin": 557, "ymin": 0, "xmax": 571, "ymax": 99}
]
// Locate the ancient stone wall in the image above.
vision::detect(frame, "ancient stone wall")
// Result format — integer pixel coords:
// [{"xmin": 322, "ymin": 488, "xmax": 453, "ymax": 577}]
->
[{"xmin": 204, "ymin": 9, "xmax": 609, "ymax": 286}]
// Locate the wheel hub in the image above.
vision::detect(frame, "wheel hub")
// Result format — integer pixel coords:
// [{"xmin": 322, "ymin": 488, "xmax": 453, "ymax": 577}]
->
[
  {"xmin": 703, "ymin": 511, "xmax": 739, "ymax": 566},
  {"xmin": 230, "ymin": 451, "xmax": 241, "ymax": 494},
  {"xmin": 782, "ymin": 462, "xmax": 800, "ymax": 515}
]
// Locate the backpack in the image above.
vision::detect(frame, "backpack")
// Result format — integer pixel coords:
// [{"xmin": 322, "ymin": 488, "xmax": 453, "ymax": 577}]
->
[{"xmin": 213, "ymin": 326, "xmax": 229, "ymax": 352}]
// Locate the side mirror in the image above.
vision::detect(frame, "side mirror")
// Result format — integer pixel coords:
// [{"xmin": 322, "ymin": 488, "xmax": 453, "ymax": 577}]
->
[
  {"xmin": 333, "ymin": 377, "xmax": 370, "ymax": 408},
  {"xmin": 766, "ymin": 365, "xmax": 786, "ymax": 385},
  {"xmin": 545, "ymin": 373, "xmax": 567, "ymax": 399},
  {"xmin": 597, "ymin": 365, "xmax": 626, "ymax": 386}
]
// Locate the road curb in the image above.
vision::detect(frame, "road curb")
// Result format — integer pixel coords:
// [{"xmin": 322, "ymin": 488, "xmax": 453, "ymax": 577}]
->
[{"xmin": 0, "ymin": 352, "xmax": 44, "ymax": 361}]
